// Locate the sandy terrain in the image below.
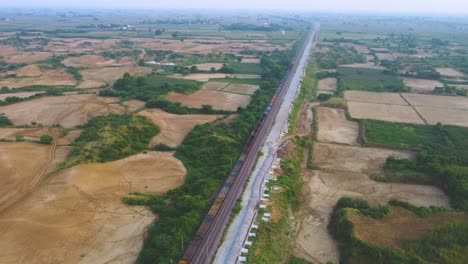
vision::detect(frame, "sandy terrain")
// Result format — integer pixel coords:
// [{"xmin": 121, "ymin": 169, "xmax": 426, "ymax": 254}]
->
[
  {"xmin": 318, "ymin": 78, "xmax": 337, "ymax": 91},
  {"xmin": 347, "ymin": 101, "xmax": 424, "ymax": 124},
  {"xmin": 222, "ymin": 83, "xmax": 259, "ymax": 95},
  {"xmin": 0, "ymin": 94, "xmax": 125, "ymax": 128},
  {"xmin": 0, "ymin": 69, "xmax": 77, "ymax": 89},
  {"xmin": 402, "ymin": 93, "xmax": 468, "ymax": 110},
  {"xmin": 344, "ymin": 91, "xmax": 408, "ymax": 105},
  {"xmin": 403, "ymin": 77, "xmax": 444, "ymax": 93},
  {"xmin": 436, "ymin": 67, "xmax": 464, "ymax": 77},
  {"xmin": 3, "ymin": 52, "xmax": 53, "ymax": 63},
  {"xmin": 317, "ymin": 107, "xmax": 358, "ymax": 145},
  {"xmin": 0, "ymin": 91, "xmax": 44, "ymax": 100},
  {"xmin": 138, "ymin": 109, "xmax": 221, "ymax": 148},
  {"xmin": 189, "ymin": 63, "xmax": 224, "ymax": 71},
  {"xmin": 0, "ymin": 142, "xmax": 70, "ymax": 213},
  {"xmin": 241, "ymin": 58, "xmax": 261, "ymax": 63},
  {"xmin": 63, "ymin": 55, "xmax": 117, "ymax": 68},
  {"xmin": 166, "ymin": 82, "xmax": 252, "ymax": 111},
  {"xmin": 349, "ymin": 206, "xmax": 467, "ymax": 249},
  {"xmin": 340, "ymin": 63, "xmax": 385, "ymax": 70},
  {"xmin": 0, "ymin": 151, "xmax": 185, "ymax": 264},
  {"xmin": 170, "ymin": 73, "xmax": 261, "ymax": 82},
  {"xmin": 292, "ymin": 143, "xmax": 449, "ymax": 263},
  {"xmin": 79, "ymin": 66, "xmax": 152, "ymax": 89}
]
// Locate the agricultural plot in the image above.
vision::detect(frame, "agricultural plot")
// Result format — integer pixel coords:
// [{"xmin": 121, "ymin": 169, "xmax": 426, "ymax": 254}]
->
[
  {"xmin": 78, "ymin": 65, "xmax": 152, "ymax": 89},
  {"xmin": 347, "ymin": 101, "xmax": 424, "ymax": 124},
  {"xmin": 0, "ymin": 94, "xmax": 128, "ymax": 128},
  {"xmin": 170, "ymin": 73, "xmax": 261, "ymax": 82},
  {"xmin": 138, "ymin": 108, "xmax": 221, "ymax": 148},
  {"xmin": 317, "ymin": 77, "xmax": 337, "ymax": 92},
  {"xmin": 2, "ymin": 52, "xmax": 53, "ymax": 63},
  {"xmin": 436, "ymin": 67, "xmax": 464, "ymax": 77},
  {"xmin": 402, "ymin": 77, "xmax": 444, "ymax": 93},
  {"xmin": 0, "ymin": 68, "xmax": 77, "ymax": 88},
  {"xmin": 0, "ymin": 151, "xmax": 185, "ymax": 264},
  {"xmin": 0, "ymin": 91, "xmax": 43, "ymax": 100},
  {"xmin": 340, "ymin": 63, "xmax": 385, "ymax": 70},
  {"xmin": 317, "ymin": 107, "xmax": 359, "ymax": 145},
  {"xmin": 337, "ymin": 67, "xmax": 405, "ymax": 92},
  {"xmin": 221, "ymin": 83, "xmax": 260, "ymax": 95},
  {"xmin": 241, "ymin": 58, "xmax": 261, "ymax": 63},
  {"xmin": 165, "ymin": 81, "xmax": 252, "ymax": 111},
  {"xmin": 62, "ymin": 54, "xmax": 120, "ymax": 68},
  {"xmin": 189, "ymin": 62, "xmax": 224, "ymax": 71},
  {"xmin": 344, "ymin": 91, "xmax": 408, "ymax": 105},
  {"xmin": 293, "ymin": 142, "xmax": 449, "ymax": 264}
]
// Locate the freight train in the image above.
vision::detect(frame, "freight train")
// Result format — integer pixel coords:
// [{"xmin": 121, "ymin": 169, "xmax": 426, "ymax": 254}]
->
[{"xmin": 179, "ymin": 69, "xmax": 290, "ymax": 264}]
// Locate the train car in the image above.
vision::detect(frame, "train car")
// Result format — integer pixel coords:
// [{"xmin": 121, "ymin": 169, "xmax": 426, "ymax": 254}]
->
[
  {"xmin": 195, "ymin": 215, "xmax": 213, "ymax": 237},
  {"xmin": 217, "ymin": 185, "xmax": 231, "ymax": 200},
  {"xmin": 208, "ymin": 198, "xmax": 223, "ymax": 217}
]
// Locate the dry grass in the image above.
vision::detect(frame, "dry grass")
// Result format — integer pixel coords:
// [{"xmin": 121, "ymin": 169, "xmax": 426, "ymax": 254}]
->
[
  {"xmin": 222, "ymin": 83, "xmax": 259, "ymax": 95},
  {"xmin": 347, "ymin": 101, "xmax": 424, "ymax": 124},
  {"xmin": 436, "ymin": 67, "xmax": 464, "ymax": 77},
  {"xmin": 344, "ymin": 91, "xmax": 408, "ymax": 105},
  {"xmin": 0, "ymin": 69, "xmax": 77, "ymax": 88},
  {"xmin": 138, "ymin": 109, "xmax": 221, "ymax": 148},
  {"xmin": 0, "ymin": 91, "xmax": 43, "ymax": 100},
  {"xmin": 317, "ymin": 107, "xmax": 359, "ymax": 145},
  {"xmin": 349, "ymin": 206, "xmax": 468, "ymax": 249},
  {"xmin": 3, "ymin": 52, "xmax": 53, "ymax": 63},
  {"xmin": 63, "ymin": 54, "xmax": 117, "ymax": 68},
  {"xmin": 318, "ymin": 78, "xmax": 337, "ymax": 91}
]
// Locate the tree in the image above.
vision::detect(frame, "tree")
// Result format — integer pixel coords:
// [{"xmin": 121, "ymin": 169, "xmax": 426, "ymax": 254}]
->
[
  {"xmin": 15, "ymin": 134, "xmax": 25, "ymax": 142},
  {"xmin": 40, "ymin": 134, "xmax": 53, "ymax": 144},
  {"xmin": 201, "ymin": 104, "xmax": 213, "ymax": 113},
  {"xmin": 0, "ymin": 115, "xmax": 12, "ymax": 127},
  {"xmin": 154, "ymin": 29, "xmax": 163, "ymax": 36},
  {"xmin": 190, "ymin": 66, "xmax": 198, "ymax": 73},
  {"xmin": 138, "ymin": 59, "xmax": 145, "ymax": 66}
]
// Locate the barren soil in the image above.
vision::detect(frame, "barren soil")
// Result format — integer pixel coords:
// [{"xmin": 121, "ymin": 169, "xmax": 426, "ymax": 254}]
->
[
  {"xmin": 122, "ymin": 99, "xmax": 146, "ymax": 112},
  {"xmin": 0, "ymin": 142, "xmax": 70, "ymax": 213},
  {"xmin": 63, "ymin": 55, "xmax": 117, "ymax": 68},
  {"xmin": 0, "ymin": 94, "xmax": 125, "ymax": 128},
  {"xmin": 402, "ymin": 77, "xmax": 444, "ymax": 93},
  {"xmin": 3, "ymin": 52, "xmax": 53, "ymax": 63},
  {"xmin": 340, "ymin": 63, "xmax": 385, "ymax": 70},
  {"xmin": 344, "ymin": 91, "xmax": 408, "ymax": 105},
  {"xmin": 170, "ymin": 73, "xmax": 261, "ymax": 82},
  {"xmin": 317, "ymin": 107, "xmax": 359, "ymax": 145},
  {"xmin": 78, "ymin": 66, "xmax": 152, "ymax": 89},
  {"xmin": 347, "ymin": 101, "xmax": 424, "ymax": 124},
  {"xmin": 402, "ymin": 93, "xmax": 468, "ymax": 110},
  {"xmin": 166, "ymin": 82, "xmax": 252, "ymax": 111},
  {"xmin": 0, "ymin": 91, "xmax": 43, "ymax": 100},
  {"xmin": 436, "ymin": 67, "xmax": 464, "ymax": 77},
  {"xmin": 415, "ymin": 106, "xmax": 468, "ymax": 127},
  {"xmin": 222, "ymin": 83, "xmax": 259, "ymax": 95},
  {"xmin": 189, "ymin": 63, "xmax": 224, "ymax": 71},
  {"xmin": 138, "ymin": 109, "xmax": 221, "ymax": 148},
  {"xmin": 292, "ymin": 143, "xmax": 449, "ymax": 264},
  {"xmin": 0, "ymin": 69, "xmax": 77, "ymax": 88},
  {"xmin": 0, "ymin": 151, "xmax": 185, "ymax": 264},
  {"xmin": 241, "ymin": 58, "xmax": 261, "ymax": 63},
  {"xmin": 15, "ymin": 65, "xmax": 43, "ymax": 77},
  {"xmin": 318, "ymin": 78, "xmax": 337, "ymax": 91}
]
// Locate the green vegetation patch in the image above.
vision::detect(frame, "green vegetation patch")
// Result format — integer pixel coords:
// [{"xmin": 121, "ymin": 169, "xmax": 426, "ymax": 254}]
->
[
  {"xmin": 329, "ymin": 197, "xmax": 468, "ymax": 264},
  {"xmin": 65, "ymin": 114, "xmax": 158, "ymax": 166},
  {"xmin": 0, "ymin": 115, "xmax": 13, "ymax": 127},
  {"xmin": 208, "ymin": 77, "xmax": 263, "ymax": 85},
  {"xmin": 223, "ymin": 62, "xmax": 263, "ymax": 75},
  {"xmin": 337, "ymin": 67, "xmax": 407, "ymax": 93},
  {"xmin": 315, "ymin": 45, "xmax": 366, "ymax": 69},
  {"xmin": 362, "ymin": 120, "xmax": 468, "ymax": 210}
]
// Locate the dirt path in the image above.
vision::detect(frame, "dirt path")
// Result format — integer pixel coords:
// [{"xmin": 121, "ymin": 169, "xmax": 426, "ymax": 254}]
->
[{"xmin": 0, "ymin": 127, "xmax": 57, "ymax": 213}]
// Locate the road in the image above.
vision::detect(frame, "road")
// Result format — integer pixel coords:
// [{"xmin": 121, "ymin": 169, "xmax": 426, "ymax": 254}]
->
[
  {"xmin": 214, "ymin": 25, "xmax": 319, "ymax": 264},
  {"xmin": 184, "ymin": 24, "xmax": 319, "ymax": 264}
]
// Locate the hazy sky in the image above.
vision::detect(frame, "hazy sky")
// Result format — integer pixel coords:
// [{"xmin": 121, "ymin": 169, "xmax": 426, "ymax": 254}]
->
[{"xmin": 3, "ymin": 0, "xmax": 468, "ymax": 14}]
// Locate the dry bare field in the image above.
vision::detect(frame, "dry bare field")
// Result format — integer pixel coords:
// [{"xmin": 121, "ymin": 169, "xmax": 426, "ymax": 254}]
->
[
  {"xmin": 317, "ymin": 107, "xmax": 359, "ymax": 145},
  {"xmin": 2, "ymin": 52, "xmax": 54, "ymax": 63},
  {"xmin": 62, "ymin": 54, "xmax": 118, "ymax": 68},
  {"xmin": 222, "ymin": 83, "xmax": 259, "ymax": 95},
  {"xmin": 415, "ymin": 106, "xmax": 468, "ymax": 126},
  {"xmin": 0, "ymin": 142, "xmax": 70, "ymax": 213},
  {"xmin": 122, "ymin": 99, "xmax": 146, "ymax": 112},
  {"xmin": 347, "ymin": 101, "xmax": 424, "ymax": 124},
  {"xmin": 78, "ymin": 65, "xmax": 152, "ymax": 89},
  {"xmin": 15, "ymin": 64, "xmax": 43, "ymax": 77},
  {"xmin": 0, "ymin": 94, "xmax": 126, "ymax": 128},
  {"xmin": 166, "ymin": 81, "xmax": 252, "ymax": 111},
  {"xmin": 0, "ymin": 91, "xmax": 43, "ymax": 100},
  {"xmin": 402, "ymin": 93, "xmax": 468, "ymax": 110},
  {"xmin": 170, "ymin": 73, "xmax": 261, "ymax": 82},
  {"xmin": 0, "ymin": 69, "xmax": 77, "ymax": 88},
  {"xmin": 344, "ymin": 91, "xmax": 408, "ymax": 105},
  {"xmin": 403, "ymin": 77, "xmax": 444, "ymax": 93},
  {"xmin": 0, "ymin": 151, "xmax": 185, "ymax": 264},
  {"xmin": 340, "ymin": 63, "xmax": 386, "ymax": 70},
  {"xmin": 189, "ymin": 63, "xmax": 224, "ymax": 71},
  {"xmin": 138, "ymin": 109, "xmax": 221, "ymax": 148},
  {"xmin": 317, "ymin": 78, "xmax": 337, "ymax": 91},
  {"xmin": 292, "ymin": 143, "xmax": 449, "ymax": 263},
  {"xmin": 436, "ymin": 67, "xmax": 464, "ymax": 77},
  {"xmin": 241, "ymin": 58, "xmax": 261, "ymax": 63}
]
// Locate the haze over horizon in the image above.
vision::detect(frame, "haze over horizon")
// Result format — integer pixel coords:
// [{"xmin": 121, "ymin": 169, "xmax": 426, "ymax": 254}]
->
[{"xmin": 2, "ymin": 0, "xmax": 468, "ymax": 15}]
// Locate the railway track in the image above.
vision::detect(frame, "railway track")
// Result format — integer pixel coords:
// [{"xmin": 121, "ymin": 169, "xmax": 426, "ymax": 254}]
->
[{"xmin": 179, "ymin": 26, "xmax": 318, "ymax": 264}]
